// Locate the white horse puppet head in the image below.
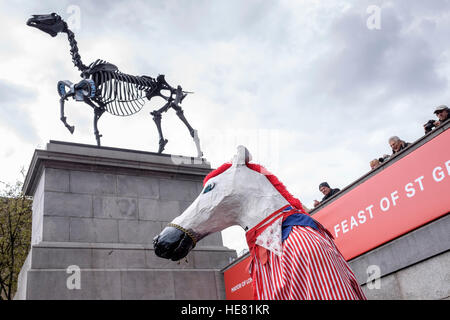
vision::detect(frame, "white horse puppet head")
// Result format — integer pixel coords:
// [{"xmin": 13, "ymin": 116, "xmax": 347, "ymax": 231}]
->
[{"xmin": 153, "ymin": 145, "xmax": 305, "ymax": 261}]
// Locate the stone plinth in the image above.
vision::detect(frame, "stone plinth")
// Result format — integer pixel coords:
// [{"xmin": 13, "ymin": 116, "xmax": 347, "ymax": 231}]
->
[{"xmin": 15, "ymin": 141, "xmax": 236, "ymax": 300}]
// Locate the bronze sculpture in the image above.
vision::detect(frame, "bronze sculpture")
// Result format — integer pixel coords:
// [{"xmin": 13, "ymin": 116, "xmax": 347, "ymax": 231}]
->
[{"xmin": 27, "ymin": 13, "xmax": 202, "ymax": 156}]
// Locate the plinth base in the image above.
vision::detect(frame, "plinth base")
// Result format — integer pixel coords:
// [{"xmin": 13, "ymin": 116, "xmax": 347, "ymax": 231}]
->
[{"xmin": 15, "ymin": 141, "xmax": 236, "ymax": 299}]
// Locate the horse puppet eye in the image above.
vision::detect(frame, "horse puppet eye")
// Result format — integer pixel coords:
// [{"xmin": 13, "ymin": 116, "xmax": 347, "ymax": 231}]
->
[{"xmin": 203, "ymin": 182, "xmax": 215, "ymax": 194}]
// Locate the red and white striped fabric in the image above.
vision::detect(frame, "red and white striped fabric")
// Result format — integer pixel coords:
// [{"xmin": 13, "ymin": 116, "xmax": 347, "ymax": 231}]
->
[{"xmin": 249, "ymin": 225, "xmax": 367, "ymax": 300}]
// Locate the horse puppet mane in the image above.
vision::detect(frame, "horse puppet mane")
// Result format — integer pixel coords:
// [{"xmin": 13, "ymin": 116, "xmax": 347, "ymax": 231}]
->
[{"xmin": 203, "ymin": 162, "xmax": 307, "ymax": 214}]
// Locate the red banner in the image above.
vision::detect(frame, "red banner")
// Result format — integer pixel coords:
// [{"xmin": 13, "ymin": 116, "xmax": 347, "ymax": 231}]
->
[
  {"xmin": 223, "ymin": 256, "xmax": 253, "ymax": 300},
  {"xmin": 314, "ymin": 129, "xmax": 450, "ymax": 260}
]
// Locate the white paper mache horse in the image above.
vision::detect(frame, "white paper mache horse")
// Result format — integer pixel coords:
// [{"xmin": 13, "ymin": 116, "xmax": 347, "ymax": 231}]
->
[{"xmin": 153, "ymin": 146, "xmax": 366, "ymax": 300}]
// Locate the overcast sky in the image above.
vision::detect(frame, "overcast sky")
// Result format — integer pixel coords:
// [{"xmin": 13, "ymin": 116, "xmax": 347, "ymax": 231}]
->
[{"xmin": 1, "ymin": 0, "xmax": 449, "ymax": 253}]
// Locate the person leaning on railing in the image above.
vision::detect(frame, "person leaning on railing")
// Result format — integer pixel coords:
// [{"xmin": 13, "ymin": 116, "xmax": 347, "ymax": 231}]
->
[
  {"xmin": 313, "ymin": 182, "xmax": 341, "ymax": 208},
  {"xmin": 369, "ymin": 154, "xmax": 390, "ymax": 170},
  {"xmin": 388, "ymin": 136, "xmax": 411, "ymax": 155},
  {"xmin": 423, "ymin": 105, "xmax": 450, "ymax": 134},
  {"xmin": 369, "ymin": 159, "xmax": 381, "ymax": 170}
]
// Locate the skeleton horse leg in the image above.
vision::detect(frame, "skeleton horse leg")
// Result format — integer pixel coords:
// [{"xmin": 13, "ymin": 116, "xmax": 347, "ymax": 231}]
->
[
  {"xmin": 83, "ymin": 98, "xmax": 106, "ymax": 147},
  {"xmin": 150, "ymin": 101, "xmax": 171, "ymax": 154},
  {"xmin": 171, "ymin": 86, "xmax": 203, "ymax": 157},
  {"xmin": 59, "ymin": 93, "xmax": 75, "ymax": 134},
  {"xmin": 57, "ymin": 80, "xmax": 76, "ymax": 134}
]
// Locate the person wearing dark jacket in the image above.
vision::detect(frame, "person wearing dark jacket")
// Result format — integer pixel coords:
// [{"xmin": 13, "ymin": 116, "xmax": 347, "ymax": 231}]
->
[
  {"xmin": 388, "ymin": 136, "xmax": 411, "ymax": 155},
  {"xmin": 423, "ymin": 105, "xmax": 450, "ymax": 133},
  {"xmin": 313, "ymin": 182, "xmax": 340, "ymax": 207}
]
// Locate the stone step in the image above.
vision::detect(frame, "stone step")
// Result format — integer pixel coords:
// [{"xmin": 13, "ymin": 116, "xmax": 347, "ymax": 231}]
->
[
  {"xmin": 30, "ymin": 242, "xmax": 236, "ymax": 270},
  {"xmin": 25, "ymin": 269, "xmax": 225, "ymax": 300}
]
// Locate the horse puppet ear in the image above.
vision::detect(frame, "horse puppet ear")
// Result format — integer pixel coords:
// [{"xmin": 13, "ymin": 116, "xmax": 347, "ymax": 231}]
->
[{"xmin": 232, "ymin": 145, "xmax": 252, "ymax": 166}]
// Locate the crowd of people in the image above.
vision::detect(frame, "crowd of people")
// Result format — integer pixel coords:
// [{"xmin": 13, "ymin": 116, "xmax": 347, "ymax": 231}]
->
[
  {"xmin": 312, "ymin": 105, "xmax": 449, "ymax": 208},
  {"xmin": 370, "ymin": 105, "xmax": 449, "ymax": 170}
]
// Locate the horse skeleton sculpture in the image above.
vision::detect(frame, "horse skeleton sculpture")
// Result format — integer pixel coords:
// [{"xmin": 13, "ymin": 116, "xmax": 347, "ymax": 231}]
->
[
  {"xmin": 27, "ymin": 13, "xmax": 202, "ymax": 156},
  {"xmin": 154, "ymin": 146, "xmax": 366, "ymax": 300}
]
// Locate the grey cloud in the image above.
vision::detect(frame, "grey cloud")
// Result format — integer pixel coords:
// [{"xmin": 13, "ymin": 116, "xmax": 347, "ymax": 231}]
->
[
  {"xmin": 93, "ymin": 0, "xmax": 286, "ymax": 44},
  {"xmin": 267, "ymin": 1, "xmax": 450, "ymax": 138},
  {"xmin": 0, "ymin": 80, "xmax": 39, "ymax": 143},
  {"xmin": 237, "ymin": 1, "xmax": 450, "ymax": 166},
  {"xmin": 312, "ymin": 4, "xmax": 447, "ymax": 107}
]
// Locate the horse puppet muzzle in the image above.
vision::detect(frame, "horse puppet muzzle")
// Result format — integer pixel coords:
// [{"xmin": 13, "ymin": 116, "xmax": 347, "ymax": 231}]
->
[{"xmin": 153, "ymin": 224, "xmax": 197, "ymax": 261}]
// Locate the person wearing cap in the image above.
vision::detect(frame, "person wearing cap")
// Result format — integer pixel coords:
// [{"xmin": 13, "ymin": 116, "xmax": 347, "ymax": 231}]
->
[
  {"xmin": 313, "ymin": 182, "xmax": 341, "ymax": 207},
  {"xmin": 423, "ymin": 105, "xmax": 450, "ymax": 134}
]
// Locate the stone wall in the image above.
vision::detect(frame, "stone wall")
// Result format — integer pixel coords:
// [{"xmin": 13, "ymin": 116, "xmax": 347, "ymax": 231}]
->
[{"xmin": 350, "ymin": 213, "xmax": 450, "ymax": 300}]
